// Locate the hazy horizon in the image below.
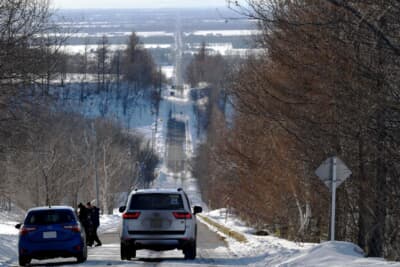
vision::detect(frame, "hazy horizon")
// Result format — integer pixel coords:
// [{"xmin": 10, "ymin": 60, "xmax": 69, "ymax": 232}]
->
[{"xmin": 52, "ymin": 0, "xmax": 228, "ymax": 10}]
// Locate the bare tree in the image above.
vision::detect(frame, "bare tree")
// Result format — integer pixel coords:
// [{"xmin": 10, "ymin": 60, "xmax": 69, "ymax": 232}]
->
[{"xmin": 96, "ymin": 35, "xmax": 109, "ymax": 93}]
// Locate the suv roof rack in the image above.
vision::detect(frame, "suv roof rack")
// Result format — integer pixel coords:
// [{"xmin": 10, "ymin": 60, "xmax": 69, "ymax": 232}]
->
[{"xmin": 177, "ymin": 187, "xmax": 183, "ymax": 191}]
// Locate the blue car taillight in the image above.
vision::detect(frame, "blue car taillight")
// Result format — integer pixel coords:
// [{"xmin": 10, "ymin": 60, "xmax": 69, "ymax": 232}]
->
[
  {"xmin": 20, "ymin": 226, "xmax": 37, "ymax": 236},
  {"xmin": 64, "ymin": 225, "xmax": 81, "ymax": 233}
]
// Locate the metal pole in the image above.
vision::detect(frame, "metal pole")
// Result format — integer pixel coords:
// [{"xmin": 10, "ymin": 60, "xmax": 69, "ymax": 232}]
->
[
  {"xmin": 331, "ymin": 156, "xmax": 337, "ymax": 241},
  {"xmin": 95, "ymin": 157, "xmax": 99, "ymax": 209},
  {"xmin": 92, "ymin": 122, "xmax": 100, "ymax": 208}
]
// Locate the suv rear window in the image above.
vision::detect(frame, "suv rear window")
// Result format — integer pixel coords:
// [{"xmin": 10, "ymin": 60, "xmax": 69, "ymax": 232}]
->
[
  {"xmin": 129, "ymin": 193, "xmax": 184, "ymax": 210},
  {"xmin": 25, "ymin": 210, "xmax": 76, "ymax": 225}
]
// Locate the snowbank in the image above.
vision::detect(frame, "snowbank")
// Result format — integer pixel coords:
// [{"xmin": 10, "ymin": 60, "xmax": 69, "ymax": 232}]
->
[
  {"xmin": 279, "ymin": 241, "xmax": 372, "ymax": 267},
  {"xmin": 0, "ymin": 234, "xmax": 17, "ymax": 267},
  {"xmin": 0, "ymin": 209, "xmax": 22, "ymax": 266},
  {"xmin": 98, "ymin": 213, "xmax": 121, "ymax": 234},
  {"xmin": 201, "ymin": 209, "xmax": 400, "ymax": 267}
]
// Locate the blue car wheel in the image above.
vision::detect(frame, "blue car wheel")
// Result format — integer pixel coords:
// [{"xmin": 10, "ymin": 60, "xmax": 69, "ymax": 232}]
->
[{"xmin": 18, "ymin": 255, "xmax": 31, "ymax": 266}]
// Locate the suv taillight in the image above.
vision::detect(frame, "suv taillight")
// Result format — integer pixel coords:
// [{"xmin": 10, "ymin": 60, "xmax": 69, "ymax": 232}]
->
[
  {"xmin": 173, "ymin": 212, "xmax": 192, "ymax": 219},
  {"xmin": 64, "ymin": 225, "xmax": 81, "ymax": 232},
  {"xmin": 20, "ymin": 226, "xmax": 37, "ymax": 235},
  {"xmin": 123, "ymin": 212, "xmax": 141, "ymax": 219}
]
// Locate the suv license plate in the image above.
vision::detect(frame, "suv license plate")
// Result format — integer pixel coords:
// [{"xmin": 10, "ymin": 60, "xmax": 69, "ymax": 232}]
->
[
  {"xmin": 43, "ymin": 231, "xmax": 57, "ymax": 239},
  {"xmin": 151, "ymin": 219, "xmax": 162, "ymax": 228}
]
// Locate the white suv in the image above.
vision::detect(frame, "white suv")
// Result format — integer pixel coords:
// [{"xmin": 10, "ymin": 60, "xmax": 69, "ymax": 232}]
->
[{"xmin": 119, "ymin": 188, "xmax": 202, "ymax": 260}]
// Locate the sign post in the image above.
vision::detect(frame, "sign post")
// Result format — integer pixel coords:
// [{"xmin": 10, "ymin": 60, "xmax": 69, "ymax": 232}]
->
[
  {"xmin": 330, "ymin": 157, "xmax": 337, "ymax": 241},
  {"xmin": 315, "ymin": 156, "xmax": 351, "ymax": 241}
]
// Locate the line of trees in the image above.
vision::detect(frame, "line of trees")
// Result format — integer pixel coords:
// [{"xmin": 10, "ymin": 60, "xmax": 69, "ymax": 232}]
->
[
  {"xmin": 1, "ymin": 109, "xmax": 157, "ymax": 213},
  {"xmin": 193, "ymin": 0, "xmax": 400, "ymax": 260},
  {"xmin": 60, "ymin": 32, "xmax": 164, "ymax": 115},
  {"xmin": 64, "ymin": 33, "xmax": 164, "ymax": 91}
]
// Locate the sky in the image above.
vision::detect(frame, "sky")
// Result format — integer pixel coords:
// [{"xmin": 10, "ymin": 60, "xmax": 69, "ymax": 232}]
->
[{"xmin": 52, "ymin": 0, "xmax": 228, "ymax": 9}]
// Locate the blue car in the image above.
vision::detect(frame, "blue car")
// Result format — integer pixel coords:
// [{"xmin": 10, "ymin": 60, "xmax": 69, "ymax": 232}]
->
[{"xmin": 15, "ymin": 206, "xmax": 87, "ymax": 266}]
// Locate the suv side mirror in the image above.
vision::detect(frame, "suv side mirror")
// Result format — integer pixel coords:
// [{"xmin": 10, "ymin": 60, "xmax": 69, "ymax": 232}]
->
[
  {"xmin": 193, "ymin": 206, "xmax": 202, "ymax": 215},
  {"xmin": 119, "ymin": 206, "xmax": 126, "ymax": 213},
  {"xmin": 15, "ymin": 223, "xmax": 22, "ymax": 229}
]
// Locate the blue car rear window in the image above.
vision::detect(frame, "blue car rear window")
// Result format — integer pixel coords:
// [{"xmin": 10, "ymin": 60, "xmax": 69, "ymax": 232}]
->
[
  {"xmin": 25, "ymin": 210, "xmax": 76, "ymax": 225},
  {"xmin": 130, "ymin": 194, "xmax": 184, "ymax": 210}
]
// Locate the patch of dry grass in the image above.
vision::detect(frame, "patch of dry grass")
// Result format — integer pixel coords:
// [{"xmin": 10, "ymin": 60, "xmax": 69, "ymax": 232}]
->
[{"xmin": 199, "ymin": 215, "xmax": 247, "ymax": 243}]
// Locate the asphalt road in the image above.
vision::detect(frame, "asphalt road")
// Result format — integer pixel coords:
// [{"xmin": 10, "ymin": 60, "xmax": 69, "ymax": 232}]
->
[{"xmin": 166, "ymin": 118, "xmax": 186, "ymax": 173}]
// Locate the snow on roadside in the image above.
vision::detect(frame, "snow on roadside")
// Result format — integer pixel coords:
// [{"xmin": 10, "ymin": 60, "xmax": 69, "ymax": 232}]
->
[
  {"xmin": 0, "ymin": 234, "xmax": 17, "ymax": 267},
  {"xmin": 278, "ymin": 241, "xmax": 396, "ymax": 267},
  {"xmin": 0, "ymin": 209, "xmax": 23, "ymax": 266},
  {"xmin": 186, "ymin": 29, "xmax": 261, "ymax": 37},
  {"xmin": 98, "ymin": 211, "xmax": 121, "ymax": 234},
  {"xmin": 201, "ymin": 208, "xmax": 400, "ymax": 267}
]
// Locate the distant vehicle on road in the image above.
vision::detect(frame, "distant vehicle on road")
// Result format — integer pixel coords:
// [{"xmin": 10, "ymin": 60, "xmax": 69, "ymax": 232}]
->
[
  {"xmin": 119, "ymin": 188, "xmax": 202, "ymax": 260},
  {"xmin": 15, "ymin": 206, "xmax": 87, "ymax": 266}
]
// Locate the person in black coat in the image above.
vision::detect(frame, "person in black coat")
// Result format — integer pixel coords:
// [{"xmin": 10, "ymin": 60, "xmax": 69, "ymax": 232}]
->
[
  {"xmin": 77, "ymin": 202, "xmax": 93, "ymax": 246},
  {"xmin": 87, "ymin": 202, "xmax": 102, "ymax": 247}
]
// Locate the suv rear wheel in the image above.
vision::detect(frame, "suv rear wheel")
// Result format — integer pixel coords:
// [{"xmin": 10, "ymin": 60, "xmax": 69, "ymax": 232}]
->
[
  {"xmin": 129, "ymin": 246, "xmax": 136, "ymax": 259},
  {"xmin": 121, "ymin": 242, "xmax": 136, "ymax": 260},
  {"xmin": 121, "ymin": 242, "xmax": 128, "ymax": 260},
  {"xmin": 183, "ymin": 240, "xmax": 196, "ymax": 260}
]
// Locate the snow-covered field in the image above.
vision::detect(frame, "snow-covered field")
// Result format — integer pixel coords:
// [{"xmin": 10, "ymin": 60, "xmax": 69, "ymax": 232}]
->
[
  {"xmin": 58, "ymin": 42, "xmax": 261, "ymax": 57},
  {"xmin": 57, "ymin": 43, "xmax": 171, "ymax": 55},
  {"xmin": 186, "ymin": 42, "xmax": 263, "ymax": 57},
  {"xmin": 60, "ymin": 44, "xmax": 127, "ymax": 54},
  {"xmin": 185, "ymin": 30, "xmax": 261, "ymax": 36},
  {"xmin": 49, "ymin": 30, "xmax": 257, "ymax": 39},
  {"xmin": 47, "ymin": 31, "xmax": 174, "ymax": 39}
]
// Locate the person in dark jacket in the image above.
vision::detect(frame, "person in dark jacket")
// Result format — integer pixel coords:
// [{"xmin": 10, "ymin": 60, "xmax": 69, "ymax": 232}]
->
[
  {"xmin": 78, "ymin": 202, "xmax": 93, "ymax": 246},
  {"xmin": 87, "ymin": 202, "xmax": 102, "ymax": 247}
]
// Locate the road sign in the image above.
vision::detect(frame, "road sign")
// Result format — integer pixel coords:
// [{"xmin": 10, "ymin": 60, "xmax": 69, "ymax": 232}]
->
[
  {"xmin": 315, "ymin": 156, "xmax": 352, "ymax": 191},
  {"xmin": 315, "ymin": 156, "xmax": 352, "ymax": 241}
]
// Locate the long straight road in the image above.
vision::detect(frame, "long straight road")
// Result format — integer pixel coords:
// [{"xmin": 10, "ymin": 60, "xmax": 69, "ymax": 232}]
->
[
  {"xmin": 166, "ymin": 118, "xmax": 186, "ymax": 173},
  {"xmin": 173, "ymin": 11, "xmax": 184, "ymax": 91}
]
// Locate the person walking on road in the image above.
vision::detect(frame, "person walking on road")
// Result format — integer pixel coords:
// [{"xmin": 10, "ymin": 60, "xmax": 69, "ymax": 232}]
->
[
  {"xmin": 77, "ymin": 202, "xmax": 93, "ymax": 246},
  {"xmin": 87, "ymin": 202, "xmax": 102, "ymax": 247}
]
